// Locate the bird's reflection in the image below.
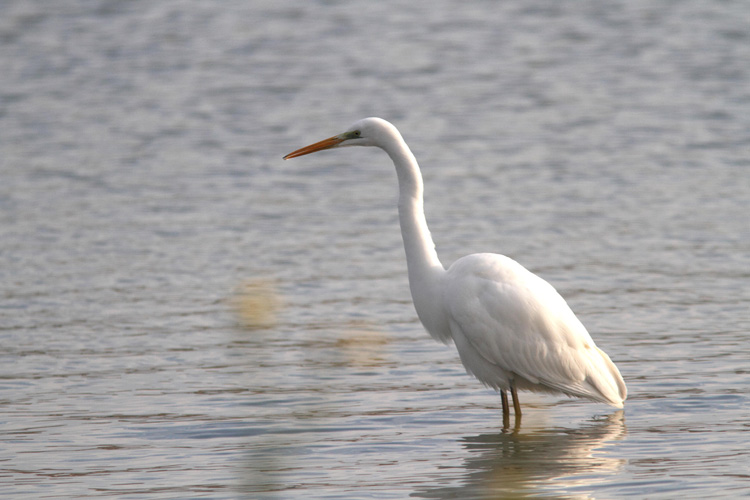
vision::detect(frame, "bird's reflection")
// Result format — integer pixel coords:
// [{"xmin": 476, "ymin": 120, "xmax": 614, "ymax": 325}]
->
[{"xmin": 414, "ymin": 411, "xmax": 627, "ymax": 500}]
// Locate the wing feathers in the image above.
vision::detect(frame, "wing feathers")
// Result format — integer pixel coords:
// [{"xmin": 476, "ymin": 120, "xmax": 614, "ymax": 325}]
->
[{"xmin": 444, "ymin": 254, "xmax": 626, "ymax": 407}]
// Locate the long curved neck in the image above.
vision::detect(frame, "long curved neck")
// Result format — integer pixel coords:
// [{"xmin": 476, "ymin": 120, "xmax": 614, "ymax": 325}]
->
[
  {"xmin": 385, "ymin": 140, "xmax": 445, "ymax": 280},
  {"xmin": 377, "ymin": 125, "xmax": 449, "ymax": 341}
]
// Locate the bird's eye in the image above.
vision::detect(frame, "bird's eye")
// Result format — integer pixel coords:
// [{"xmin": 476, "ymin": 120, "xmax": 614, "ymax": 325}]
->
[{"xmin": 353, "ymin": 130, "xmax": 361, "ymax": 137}]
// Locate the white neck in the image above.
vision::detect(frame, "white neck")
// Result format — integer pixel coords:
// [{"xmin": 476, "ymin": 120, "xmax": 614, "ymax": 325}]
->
[
  {"xmin": 385, "ymin": 140, "xmax": 444, "ymax": 277},
  {"xmin": 382, "ymin": 136, "xmax": 449, "ymax": 338}
]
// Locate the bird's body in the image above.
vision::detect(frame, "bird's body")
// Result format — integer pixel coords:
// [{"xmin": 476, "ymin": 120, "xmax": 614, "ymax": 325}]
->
[{"xmin": 284, "ymin": 117, "xmax": 627, "ymax": 420}]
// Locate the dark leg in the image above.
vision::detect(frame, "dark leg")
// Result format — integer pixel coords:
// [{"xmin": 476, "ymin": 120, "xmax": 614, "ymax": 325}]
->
[
  {"xmin": 510, "ymin": 380, "xmax": 522, "ymax": 418},
  {"xmin": 500, "ymin": 389, "xmax": 510, "ymax": 428}
]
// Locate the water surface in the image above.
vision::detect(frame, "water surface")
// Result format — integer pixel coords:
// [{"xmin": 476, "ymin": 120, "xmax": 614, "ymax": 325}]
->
[{"xmin": 1, "ymin": 1, "xmax": 749, "ymax": 498}]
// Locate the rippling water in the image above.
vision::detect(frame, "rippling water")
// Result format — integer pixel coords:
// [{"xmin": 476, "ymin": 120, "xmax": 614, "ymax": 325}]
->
[{"xmin": 2, "ymin": 1, "xmax": 749, "ymax": 498}]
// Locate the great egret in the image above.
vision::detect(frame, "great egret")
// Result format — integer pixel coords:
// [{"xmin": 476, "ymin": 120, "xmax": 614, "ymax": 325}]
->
[{"xmin": 284, "ymin": 117, "xmax": 627, "ymax": 423}]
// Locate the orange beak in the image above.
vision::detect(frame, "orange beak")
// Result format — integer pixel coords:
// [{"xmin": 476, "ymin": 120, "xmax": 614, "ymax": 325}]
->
[{"xmin": 283, "ymin": 135, "xmax": 345, "ymax": 160}]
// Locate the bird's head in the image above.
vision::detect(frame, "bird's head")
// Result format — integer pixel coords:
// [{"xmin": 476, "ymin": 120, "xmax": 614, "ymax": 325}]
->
[{"xmin": 283, "ymin": 117, "xmax": 398, "ymax": 159}]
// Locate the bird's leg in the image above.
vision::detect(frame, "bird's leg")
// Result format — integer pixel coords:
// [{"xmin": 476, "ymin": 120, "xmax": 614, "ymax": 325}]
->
[
  {"xmin": 500, "ymin": 389, "xmax": 510, "ymax": 427},
  {"xmin": 510, "ymin": 380, "xmax": 522, "ymax": 418}
]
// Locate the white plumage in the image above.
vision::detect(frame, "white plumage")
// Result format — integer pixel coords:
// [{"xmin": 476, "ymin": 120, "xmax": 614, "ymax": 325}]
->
[
  {"xmin": 444, "ymin": 253, "xmax": 626, "ymax": 406},
  {"xmin": 284, "ymin": 117, "xmax": 627, "ymax": 420}
]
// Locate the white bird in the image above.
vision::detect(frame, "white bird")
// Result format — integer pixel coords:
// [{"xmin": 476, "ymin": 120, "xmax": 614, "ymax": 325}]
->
[{"xmin": 284, "ymin": 117, "xmax": 627, "ymax": 423}]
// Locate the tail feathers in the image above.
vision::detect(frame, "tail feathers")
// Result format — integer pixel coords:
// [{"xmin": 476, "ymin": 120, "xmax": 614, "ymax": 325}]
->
[
  {"xmin": 587, "ymin": 347, "xmax": 627, "ymax": 407},
  {"xmin": 541, "ymin": 347, "xmax": 627, "ymax": 408}
]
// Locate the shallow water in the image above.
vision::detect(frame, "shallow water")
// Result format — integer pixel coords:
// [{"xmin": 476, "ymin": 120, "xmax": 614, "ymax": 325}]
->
[{"xmin": 2, "ymin": 1, "xmax": 749, "ymax": 498}]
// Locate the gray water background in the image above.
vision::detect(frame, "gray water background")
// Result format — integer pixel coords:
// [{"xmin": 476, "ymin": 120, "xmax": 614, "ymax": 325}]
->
[{"xmin": 1, "ymin": 1, "xmax": 749, "ymax": 498}]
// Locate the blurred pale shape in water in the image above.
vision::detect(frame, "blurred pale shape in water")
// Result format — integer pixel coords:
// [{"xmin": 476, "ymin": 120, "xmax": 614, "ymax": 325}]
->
[
  {"xmin": 232, "ymin": 278, "xmax": 281, "ymax": 330},
  {"xmin": 335, "ymin": 320, "xmax": 390, "ymax": 367}
]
